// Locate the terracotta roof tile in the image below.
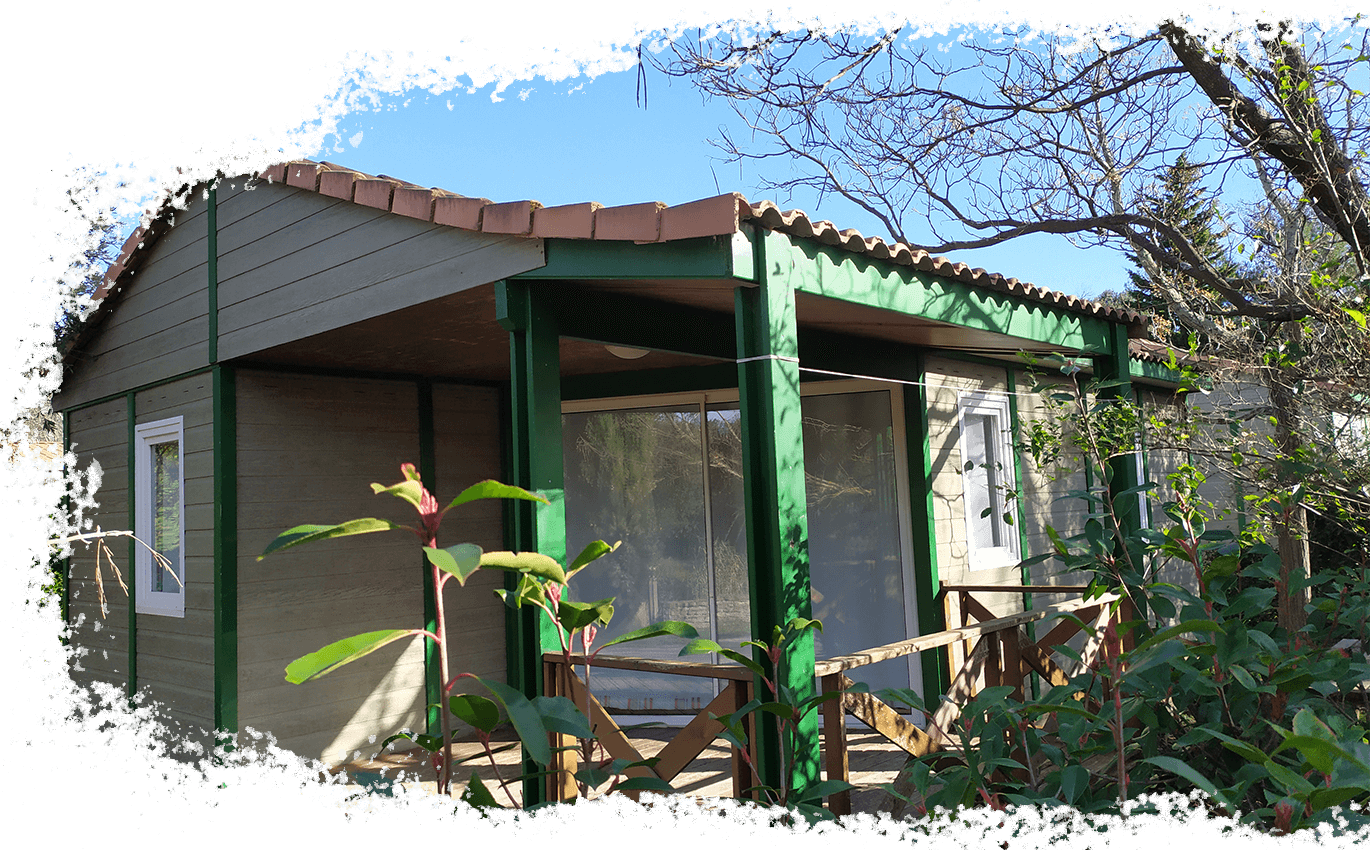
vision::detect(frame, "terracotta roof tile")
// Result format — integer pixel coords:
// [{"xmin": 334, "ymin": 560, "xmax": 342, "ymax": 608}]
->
[
  {"xmin": 659, "ymin": 194, "xmax": 741, "ymax": 242},
  {"xmin": 353, "ymin": 179, "xmax": 395, "ymax": 211},
  {"xmin": 433, "ymin": 196, "xmax": 490, "ymax": 230},
  {"xmin": 482, "ymin": 200, "xmax": 540, "ymax": 236},
  {"xmin": 318, "ymin": 170, "xmax": 357, "ymax": 200},
  {"xmin": 595, "ymin": 201, "xmax": 667, "ymax": 241},
  {"xmin": 285, "ymin": 162, "xmax": 320, "ymax": 190},
  {"xmin": 393, "ymin": 187, "xmax": 438, "ymax": 221},
  {"xmin": 533, "ymin": 202, "xmax": 600, "ymax": 239}
]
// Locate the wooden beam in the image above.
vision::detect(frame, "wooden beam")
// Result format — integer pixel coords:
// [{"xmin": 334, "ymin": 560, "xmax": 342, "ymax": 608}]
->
[
  {"xmin": 565, "ymin": 670, "xmax": 656, "ymax": 801},
  {"xmin": 929, "ymin": 636, "xmax": 990, "ymax": 746},
  {"xmin": 839, "ymin": 674, "xmax": 942, "ymax": 759},
  {"xmin": 545, "ymin": 652, "xmax": 754, "ymax": 681},
  {"xmin": 821, "ymin": 674, "xmax": 851, "ymax": 816},
  {"xmin": 812, "ymin": 592, "xmax": 1120, "ymax": 676},
  {"xmin": 652, "ymin": 686, "xmax": 736, "ymax": 783}
]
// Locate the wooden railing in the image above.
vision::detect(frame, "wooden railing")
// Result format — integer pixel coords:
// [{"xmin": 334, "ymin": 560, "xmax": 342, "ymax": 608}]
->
[{"xmin": 541, "ymin": 584, "xmax": 1128, "ymax": 812}]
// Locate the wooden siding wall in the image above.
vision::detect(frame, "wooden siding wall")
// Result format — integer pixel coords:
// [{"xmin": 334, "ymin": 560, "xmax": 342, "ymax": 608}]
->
[
  {"xmin": 66, "ymin": 399, "xmax": 130, "ymax": 697},
  {"xmin": 236, "ymin": 371, "xmax": 423, "ymax": 765},
  {"xmin": 64, "ymin": 376, "xmax": 217, "ymax": 748},
  {"xmin": 212, "ymin": 181, "xmax": 543, "ymax": 362},
  {"xmin": 134, "ymin": 374, "xmax": 217, "ymax": 747},
  {"xmin": 57, "ymin": 204, "xmax": 210, "ymax": 410},
  {"xmin": 234, "ymin": 371, "xmax": 508, "ymax": 765}
]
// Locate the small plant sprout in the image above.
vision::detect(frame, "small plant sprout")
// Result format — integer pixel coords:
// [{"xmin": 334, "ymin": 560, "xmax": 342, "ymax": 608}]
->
[{"xmin": 46, "ymin": 523, "xmax": 179, "ymax": 616}]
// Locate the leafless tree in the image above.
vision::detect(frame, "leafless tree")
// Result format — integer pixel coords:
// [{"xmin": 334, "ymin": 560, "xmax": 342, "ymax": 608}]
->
[{"xmin": 658, "ymin": 19, "xmax": 1370, "ymax": 633}]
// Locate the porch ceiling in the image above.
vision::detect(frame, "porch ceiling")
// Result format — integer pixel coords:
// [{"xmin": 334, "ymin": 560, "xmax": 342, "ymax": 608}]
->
[{"xmin": 231, "ymin": 278, "xmax": 1069, "ymax": 383}]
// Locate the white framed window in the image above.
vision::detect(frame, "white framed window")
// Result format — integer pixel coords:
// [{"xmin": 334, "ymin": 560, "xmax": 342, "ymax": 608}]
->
[
  {"xmin": 135, "ymin": 417, "xmax": 185, "ymax": 618},
  {"xmin": 957, "ymin": 391, "xmax": 1020, "ymax": 571}
]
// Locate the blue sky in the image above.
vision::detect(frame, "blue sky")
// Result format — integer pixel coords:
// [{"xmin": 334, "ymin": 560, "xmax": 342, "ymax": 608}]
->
[{"xmin": 312, "ymin": 57, "xmax": 1131, "ymax": 301}]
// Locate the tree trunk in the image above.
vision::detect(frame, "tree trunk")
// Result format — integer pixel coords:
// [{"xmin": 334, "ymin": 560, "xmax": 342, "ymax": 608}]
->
[{"xmin": 1266, "ymin": 325, "xmax": 1312, "ymax": 635}]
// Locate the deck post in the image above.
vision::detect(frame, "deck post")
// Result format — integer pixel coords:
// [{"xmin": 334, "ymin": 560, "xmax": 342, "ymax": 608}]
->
[
  {"xmin": 734, "ymin": 230, "xmax": 819, "ymax": 800},
  {"xmin": 1093, "ymin": 324, "xmax": 1143, "ymax": 553},
  {"xmin": 497, "ymin": 278, "xmax": 568, "ymax": 808}
]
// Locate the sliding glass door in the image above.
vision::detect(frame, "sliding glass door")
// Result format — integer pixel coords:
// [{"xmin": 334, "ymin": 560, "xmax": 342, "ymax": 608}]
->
[{"xmin": 562, "ymin": 383, "xmax": 918, "ymax": 713}]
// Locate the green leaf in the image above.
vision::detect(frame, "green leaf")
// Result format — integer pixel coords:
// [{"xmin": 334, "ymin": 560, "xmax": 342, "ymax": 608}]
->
[
  {"xmin": 479, "ymin": 550, "xmax": 567, "ymax": 584},
  {"xmin": 494, "ymin": 572, "xmax": 546, "ymax": 611},
  {"xmin": 284, "ymin": 629, "xmax": 421, "ymax": 684},
  {"xmin": 601, "ymin": 620, "xmax": 700, "ymax": 649},
  {"xmin": 531, "ymin": 696, "xmax": 595, "ymax": 740},
  {"xmin": 380, "ymin": 730, "xmax": 444, "ymax": 753},
  {"xmin": 475, "ymin": 678, "xmax": 552, "ymax": 766},
  {"xmin": 794, "ymin": 779, "xmax": 858, "ymax": 804},
  {"xmin": 1130, "ymin": 619, "xmax": 1225, "ymax": 655},
  {"xmin": 679, "ymin": 639, "xmax": 764, "ymax": 677},
  {"xmin": 567, "ymin": 540, "xmax": 619, "ymax": 577},
  {"xmin": 448, "ymin": 694, "xmax": 501, "ymax": 733},
  {"xmin": 1345, "ymin": 307, "xmax": 1368, "ymax": 329},
  {"xmin": 259, "ymin": 518, "xmax": 408, "ymax": 559},
  {"xmin": 370, "ymin": 479, "xmax": 426, "ymax": 510},
  {"xmin": 1276, "ymin": 735, "xmax": 1343, "ymax": 776},
  {"xmin": 1059, "ymin": 764, "xmax": 1089, "ymax": 804},
  {"xmin": 1143, "ymin": 756, "xmax": 1233, "ymax": 809},
  {"xmin": 558, "ymin": 597, "xmax": 616, "ymax": 632},
  {"xmin": 1228, "ymin": 664, "xmax": 1258, "ymax": 691},
  {"xmin": 459, "ymin": 771, "xmax": 502, "ymax": 810},
  {"xmin": 446, "ymin": 480, "xmax": 549, "ymax": 512},
  {"xmin": 613, "ymin": 776, "xmax": 676, "ymax": 793},
  {"xmin": 423, "ymin": 543, "xmax": 483, "ymax": 585}
]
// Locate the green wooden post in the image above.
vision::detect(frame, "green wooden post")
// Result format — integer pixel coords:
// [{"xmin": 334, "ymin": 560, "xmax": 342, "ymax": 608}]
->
[
  {"xmin": 496, "ymin": 278, "xmax": 566, "ymax": 807},
  {"xmin": 126, "ymin": 390, "xmax": 137, "ymax": 703},
  {"xmin": 1094, "ymin": 324, "xmax": 1143, "ymax": 577},
  {"xmin": 212, "ymin": 364, "xmax": 238, "ymax": 749},
  {"xmin": 903, "ymin": 351, "xmax": 949, "ymax": 702},
  {"xmin": 734, "ymin": 231, "xmax": 818, "ymax": 799}
]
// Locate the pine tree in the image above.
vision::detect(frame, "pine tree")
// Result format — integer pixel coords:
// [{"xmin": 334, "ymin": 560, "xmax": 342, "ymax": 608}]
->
[{"xmin": 1124, "ymin": 155, "xmax": 1239, "ymax": 351}]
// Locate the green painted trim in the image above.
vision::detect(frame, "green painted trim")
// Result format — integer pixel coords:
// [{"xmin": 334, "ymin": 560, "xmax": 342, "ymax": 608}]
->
[
  {"xmin": 61, "ymin": 411, "xmax": 71, "ymax": 627},
  {"xmin": 225, "ymin": 361, "xmax": 504, "ymax": 389},
  {"xmin": 1129, "ymin": 355, "xmax": 1184, "ymax": 386},
  {"xmin": 207, "ymin": 186, "xmax": 218, "ymax": 364},
  {"xmin": 513, "ymin": 235, "xmax": 744, "ymax": 281},
  {"xmin": 496, "ymin": 279, "xmax": 567, "ymax": 807},
  {"xmin": 735, "ymin": 236, "xmax": 819, "ymax": 797},
  {"xmin": 925, "ymin": 349, "xmax": 1034, "ymax": 371},
  {"xmin": 903, "ymin": 350, "xmax": 949, "ymax": 702},
  {"xmin": 1005, "ymin": 368, "xmax": 1040, "ymax": 700},
  {"xmin": 212, "ymin": 365, "xmax": 238, "ymax": 747},
  {"xmin": 551, "ymin": 287, "xmax": 737, "ymax": 361},
  {"xmin": 765, "ymin": 229, "xmax": 1117, "ymax": 352},
  {"xmin": 416, "ymin": 378, "xmax": 441, "ymax": 737},
  {"xmin": 57, "ymin": 366, "xmax": 216, "ymax": 415},
  {"xmin": 125, "ymin": 391, "xmax": 137, "ymax": 702},
  {"xmin": 561, "ymin": 363, "xmax": 739, "ymax": 401}
]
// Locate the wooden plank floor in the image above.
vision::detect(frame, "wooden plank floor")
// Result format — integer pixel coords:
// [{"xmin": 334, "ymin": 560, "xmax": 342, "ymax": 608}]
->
[{"xmin": 341, "ymin": 726, "xmax": 912, "ymax": 815}]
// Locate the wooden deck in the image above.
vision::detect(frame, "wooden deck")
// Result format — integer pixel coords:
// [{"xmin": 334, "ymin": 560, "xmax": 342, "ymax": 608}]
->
[{"xmin": 341, "ymin": 724, "xmax": 912, "ymax": 814}]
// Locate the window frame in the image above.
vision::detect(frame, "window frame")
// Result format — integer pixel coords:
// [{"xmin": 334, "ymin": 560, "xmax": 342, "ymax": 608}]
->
[
  {"xmin": 956, "ymin": 390, "xmax": 1021, "ymax": 571},
  {"xmin": 134, "ymin": 416, "xmax": 185, "ymax": 618}
]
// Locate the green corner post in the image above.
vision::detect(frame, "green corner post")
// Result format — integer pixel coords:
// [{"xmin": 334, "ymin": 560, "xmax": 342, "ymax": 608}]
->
[
  {"xmin": 126, "ymin": 390, "xmax": 137, "ymax": 703},
  {"xmin": 904, "ymin": 351, "xmax": 949, "ymax": 702},
  {"xmin": 734, "ymin": 230, "xmax": 819, "ymax": 798},
  {"xmin": 1093, "ymin": 323, "xmax": 1144, "ymax": 595},
  {"xmin": 496, "ymin": 278, "xmax": 567, "ymax": 807}
]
